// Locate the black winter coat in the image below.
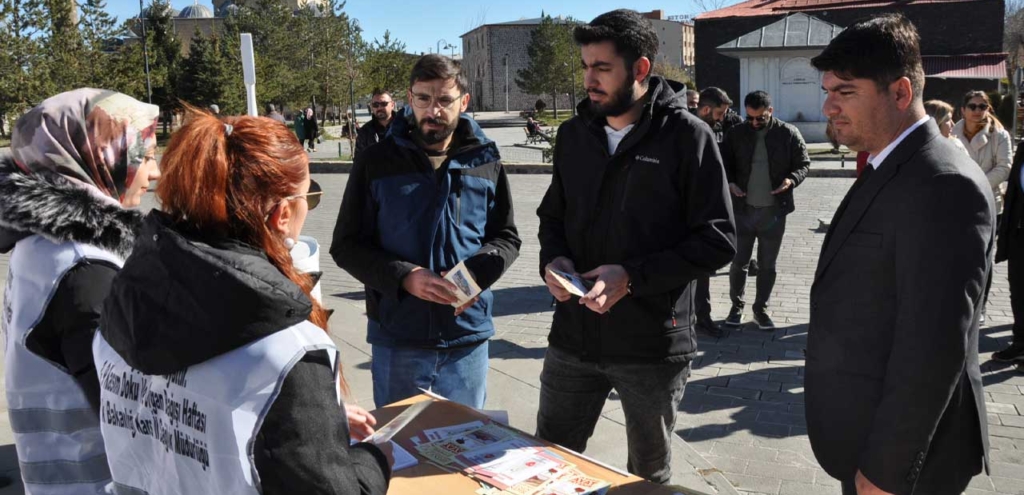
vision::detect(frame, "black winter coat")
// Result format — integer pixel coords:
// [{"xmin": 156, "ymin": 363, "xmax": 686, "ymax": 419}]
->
[
  {"xmin": 537, "ymin": 77, "xmax": 736, "ymax": 363},
  {"xmin": 721, "ymin": 116, "xmax": 811, "ymax": 215},
  {"xmin": 101, "ymin": 211, "xmax": 390, "ymax": 495}
]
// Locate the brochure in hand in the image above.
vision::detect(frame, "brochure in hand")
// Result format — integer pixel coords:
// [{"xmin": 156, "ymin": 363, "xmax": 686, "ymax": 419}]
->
[{"xmin": 546, "ymin": 269, "xmax": 593, "ymax": 298}]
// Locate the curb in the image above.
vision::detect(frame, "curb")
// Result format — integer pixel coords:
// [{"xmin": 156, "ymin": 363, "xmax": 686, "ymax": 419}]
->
[{"xmin": 309, "ymin": 161, "xmax": 856, "ymax": 178}]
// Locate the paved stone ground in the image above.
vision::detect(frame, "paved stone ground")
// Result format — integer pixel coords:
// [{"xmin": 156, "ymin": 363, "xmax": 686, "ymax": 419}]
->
[{"xmin": 0, "ymin": 173, "xmax": 1021, "ymax": 494}]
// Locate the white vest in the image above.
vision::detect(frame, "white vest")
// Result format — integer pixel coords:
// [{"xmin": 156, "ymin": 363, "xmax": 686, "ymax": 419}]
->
[
  {"xmin": 93, "ymin": 320, "xmax": 338, "ymax": 494},
  {"xmin": 2, "ymin": 235, "xmax": 123, "ymax": 495}
]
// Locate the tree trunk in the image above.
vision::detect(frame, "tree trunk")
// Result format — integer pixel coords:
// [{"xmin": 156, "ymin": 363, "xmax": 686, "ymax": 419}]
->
[{"xmin": 552, "ymin": 93, "xmax": 558, "ymax": 121}]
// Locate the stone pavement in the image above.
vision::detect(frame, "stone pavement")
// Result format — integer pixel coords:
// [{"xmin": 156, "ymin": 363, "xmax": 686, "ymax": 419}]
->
[{"xmin": 0, "ymin": 173, "xmax": 1022, "ymax": 494}]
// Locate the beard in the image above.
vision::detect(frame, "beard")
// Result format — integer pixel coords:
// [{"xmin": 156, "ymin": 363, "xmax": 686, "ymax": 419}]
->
[
  {"xmin": 588, "ymin": 75, "xmax": 639, "ymax": 118},
  {"xmin": 413, "ymin": 115, "xmax": 458, "ymax": 145},
  {"xmin": 374, "ymin": 109, "xmax": 390, "ymax": 122}
]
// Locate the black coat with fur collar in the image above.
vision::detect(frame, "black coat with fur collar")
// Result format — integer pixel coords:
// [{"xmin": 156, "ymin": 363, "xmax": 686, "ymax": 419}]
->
[{"xmin": 0, "ymin": 153, "xmax": 143, "ymax": 413}]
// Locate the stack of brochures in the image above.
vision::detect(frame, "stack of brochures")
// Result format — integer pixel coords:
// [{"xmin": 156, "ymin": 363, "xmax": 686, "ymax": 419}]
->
[{"xmin": 408, "ymin": 421, "xmax": 611, "ymax": 495}]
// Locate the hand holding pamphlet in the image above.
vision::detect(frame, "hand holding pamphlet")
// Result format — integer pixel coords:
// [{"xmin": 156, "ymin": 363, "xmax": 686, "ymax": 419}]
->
[
  {"xmin": 444, "ymin": 261, "xmax": 483, "ymax": 307},
  {"xmin": 546, "ymin": 269, "xmax": 594, "ymax": 298}
]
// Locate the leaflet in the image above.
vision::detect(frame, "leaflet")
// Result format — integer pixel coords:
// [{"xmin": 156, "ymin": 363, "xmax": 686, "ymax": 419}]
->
[
  {"xmin": 445, "ymin": 261, "xmax": 483, "ymax": 307},
  {"xmin": 546, "ymin": 269, "xmax": 593, "ymax": 298}
]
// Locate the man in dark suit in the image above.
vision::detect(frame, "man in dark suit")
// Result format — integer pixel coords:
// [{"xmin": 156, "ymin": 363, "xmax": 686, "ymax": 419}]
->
[
  {"xmin": 807, "ymin": 14, "xmax": 991, "ymax": 494},
  {"xmin": 994, "ymin": 143, "xmax": 1024, "ymax": 360}
]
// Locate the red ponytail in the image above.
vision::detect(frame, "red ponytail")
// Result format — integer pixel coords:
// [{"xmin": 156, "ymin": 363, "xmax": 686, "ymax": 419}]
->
[{"xmin": 158, "ymin": 105, "xmax": 345, "ymax": 393}]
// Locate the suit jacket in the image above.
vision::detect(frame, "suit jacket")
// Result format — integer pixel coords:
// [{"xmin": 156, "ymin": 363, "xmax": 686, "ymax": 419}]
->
[
  {"xmin": 806, "ymin": 120, "xmax": 992, "ymax": 494},
  {"xmin": 996, "ymin": 144, "xmax": 1024, "ymax": 263}
]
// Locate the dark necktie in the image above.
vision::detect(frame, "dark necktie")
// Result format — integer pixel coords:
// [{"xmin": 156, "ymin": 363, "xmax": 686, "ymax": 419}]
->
[{"xmin": 823, "ymin": 164, "xmax": 875, "ymax": 251}]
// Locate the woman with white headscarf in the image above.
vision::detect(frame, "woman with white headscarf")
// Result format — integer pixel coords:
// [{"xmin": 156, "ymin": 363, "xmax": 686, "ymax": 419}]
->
[{"xmin": 0, "ymin": 88, "xmax": 160, "ymax": 494}]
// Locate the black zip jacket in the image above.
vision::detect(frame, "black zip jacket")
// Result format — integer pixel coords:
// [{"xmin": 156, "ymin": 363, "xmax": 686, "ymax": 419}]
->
[
  {"xmin": 354, "ymin": 113, "xmax": 395, "ymax": 162},
  {"xmin": 102, "ymin": 212, "xmax": 390, "ymax": 494},
  {"xmin": 536, "ymin": 77, "xmax": 737, "ymax": 363},
  {"xmin": 720, "ymin": 116, "xmax": 810, "ymax": 215}
]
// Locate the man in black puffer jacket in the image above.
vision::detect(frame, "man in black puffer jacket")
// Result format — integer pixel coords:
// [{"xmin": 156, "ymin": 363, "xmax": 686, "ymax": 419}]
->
[{"xmin": 536, "ymin": 9, "xmax": 736, "ymax": 484}]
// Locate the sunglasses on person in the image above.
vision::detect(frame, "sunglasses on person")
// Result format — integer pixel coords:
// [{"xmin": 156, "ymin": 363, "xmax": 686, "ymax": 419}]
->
[
  {"xmin": 371, "ymin": 102, "xmax": 392, "ymax": 109},
  {"xmin": 284, "ymin": 179, "xmax": 323, "ymax": 210},
  {"xmin": 965, "ymin": 103, "xmax": 989, "ymax": 112},
  {"xmin": 746, "ymin": 114, "xmax": 768, "ymax": 123}
]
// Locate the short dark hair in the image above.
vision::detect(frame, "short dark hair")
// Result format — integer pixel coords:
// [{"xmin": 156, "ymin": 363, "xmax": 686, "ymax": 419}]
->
[
  {"xmin": 372, "ymin": 88, "xmax": 392, "ymax": 98},
  {"xmin": 409, "ymin": 54, "xmax": 468, "ymax": 94},
  {"xmin": 744, "ymin": 91, "xmax": 771, "ymax": 109},
  {"xmin": 811, "ymin": 14, "xmax": 925, "ymax": 101},
  {"xmin": 699, "ymin": 87, "xmax": 732, "ymax": 109},
  {"xmin": 573, "ymin": 9, "xmax": 659, "ymax": 84}
]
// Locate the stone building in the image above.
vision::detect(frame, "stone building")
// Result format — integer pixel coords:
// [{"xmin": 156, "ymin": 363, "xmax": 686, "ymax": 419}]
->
[
  {"xmin": 695, "ymin": 0, "xmax": 1007, "ymax": 141},
  {"xmin": 460, "ymin": 10, "xmax": 693, "ymax": 113}
]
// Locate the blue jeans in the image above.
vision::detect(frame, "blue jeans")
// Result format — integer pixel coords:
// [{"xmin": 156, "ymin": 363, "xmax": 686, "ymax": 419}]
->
[{"xmin": 370, "ymin": 341, "xmax": 489, "ymax": 409}]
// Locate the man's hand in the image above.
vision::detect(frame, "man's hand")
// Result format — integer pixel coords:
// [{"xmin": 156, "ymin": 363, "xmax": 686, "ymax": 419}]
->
[
  {"xmin": 579, "ymin": 265, "xmax": 630, "ymax": 314},
  {"xmin": 345, "ymin": 404, "xmax": 377, "ymax": 442},
  {"xmin": 771, "ymin": 178, "xmax": 794, "ymax": 195},
  {"xmin": 855, "ymin": 471, "xmax": 894, "ymax": 495},
  {"xmin": 440, "ymin": 270, "xmax": 480, "ymax": 316},
  {"xmin": 544, "ymin": 257, "xmax": 577, "ymax": 302},
  {"xmin": 729, "ymin": 182, "xmax": 746, "ymax": 197},
  {"xmin": 402, "ymin": 267, "xmax": 459, "ymax": 305}
]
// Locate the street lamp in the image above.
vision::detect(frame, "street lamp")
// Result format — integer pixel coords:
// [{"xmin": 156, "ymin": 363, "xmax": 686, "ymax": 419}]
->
[{"xmin": 436, "ymin": 39, "xmax": 455, "ymax": 58}]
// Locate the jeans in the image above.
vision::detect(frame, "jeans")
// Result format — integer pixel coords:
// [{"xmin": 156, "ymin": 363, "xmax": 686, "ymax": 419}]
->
[
  {"xmin": 536, "ymin": 345, "xmax": 690, "ymax": 484},
  {"xmin": 370, "ymin": 341, "xmax": 488, "ymax": 409},
  {"xmin": 730, "ymin": 203, "xmax": 787, "ymax": 313}
]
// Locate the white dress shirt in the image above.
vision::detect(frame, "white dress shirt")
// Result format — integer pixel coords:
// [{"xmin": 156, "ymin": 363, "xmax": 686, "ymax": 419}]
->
[
  {"xmin": 605, "ymin": 124, "xmax": 635, "ymax": 155},
  {"xmin": 867, "ymin": 115, "xmax": 932, "ymax": 169}
]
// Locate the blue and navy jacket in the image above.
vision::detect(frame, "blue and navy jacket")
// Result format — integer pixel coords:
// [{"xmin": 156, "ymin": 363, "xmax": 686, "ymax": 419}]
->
[{"xmin": 331, "ymin": 108, "xmax": 521, "ymax": 348}]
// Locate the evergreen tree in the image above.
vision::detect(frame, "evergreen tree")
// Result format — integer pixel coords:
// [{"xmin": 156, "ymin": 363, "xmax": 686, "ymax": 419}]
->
[
  {"xmin": 145, "ymin": 0, "xmax": 181, "ymax": 130},
  {"xmin": 516, "ymin": 15, "xmax": 579, "ymax": 119},
  {"xmin": 41, "ymin": 0, "xmax": 86, "ymax": 95},
  {"xmin": 0, "ymin": 0, "xmax": 49, "ymax": 136},
  {"xmin": 361, "ymin": 30, "xmax": 414, "ymax": 98},
  {"xmin": 177, "ymin": 30, "xmax": 228, "ymax": 109},
  {"xmin": 77, "ymin": 0, "xmax": 130, "ymax": 90}
]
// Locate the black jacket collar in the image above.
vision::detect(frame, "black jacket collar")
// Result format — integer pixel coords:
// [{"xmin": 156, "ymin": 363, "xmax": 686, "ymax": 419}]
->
[{"xmin": 100, "ymin": 211, "xmax": 313, "ymax": 375}]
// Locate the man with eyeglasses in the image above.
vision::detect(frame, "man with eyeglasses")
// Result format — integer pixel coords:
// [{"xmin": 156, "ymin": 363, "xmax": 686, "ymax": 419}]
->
[
  {"xmin": 721, "ymin": 90, "xmax": 810, "ymax": 330},
  {"xmin": 354, "ymin": 89, "xmax": 398, "ymax": 161},
  {"xmin": 332, "ymin": 54, "xmax": 521, "ymax": 410}
]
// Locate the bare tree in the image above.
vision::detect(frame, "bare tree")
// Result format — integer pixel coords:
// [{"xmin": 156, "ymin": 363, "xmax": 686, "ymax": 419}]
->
[
  {"xmin": 1007, "ymin": 0, "xmax": 1024, "ymax": 83},
  {"xmin": 693, "ymin": 0, "xmax": 739, "ymax": 13},
  {"xmin": 463, "ymin": 7, "xmax": 488, "ymax": 34}
]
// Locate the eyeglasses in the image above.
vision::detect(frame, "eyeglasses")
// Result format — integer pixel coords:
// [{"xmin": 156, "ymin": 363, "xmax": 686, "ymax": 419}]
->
[
  {"xmin": 965, "ymin": 103, "xmax": 989, "ymax": 112},
  {"xmin": 371, "ymin": 102, "xmax": 392, "ymax": 108},
  {"xmin": 411, "ymin": 92, "xmax": 462, "ymax": 110},
  {"xmin": 746, "ymin": 115, "xmax": 768, "ymax": 123},
  {"xmin": 284, "ymin": 179, "xmax": 323, "ymax": 210}
]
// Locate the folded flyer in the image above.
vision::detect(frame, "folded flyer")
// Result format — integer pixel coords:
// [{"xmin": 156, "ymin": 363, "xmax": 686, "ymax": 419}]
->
[
  {"xmin": 547, "ymin": 269, "xmax": 593, "ymax": 298},
  {"xmin": 445, "ymin": 260, "xmax": 483, "ymax": 307}
]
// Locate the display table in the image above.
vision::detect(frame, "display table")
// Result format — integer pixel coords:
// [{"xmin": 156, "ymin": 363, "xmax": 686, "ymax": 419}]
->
[{"xmin": 371, "ymin": 394, "xmax": 681, "ymax": 495}]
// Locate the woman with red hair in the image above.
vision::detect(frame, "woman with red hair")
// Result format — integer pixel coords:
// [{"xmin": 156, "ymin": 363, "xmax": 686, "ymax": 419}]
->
[{"xmin": 93, "ymin": 108, "xmax": 391, "ymax": 494}]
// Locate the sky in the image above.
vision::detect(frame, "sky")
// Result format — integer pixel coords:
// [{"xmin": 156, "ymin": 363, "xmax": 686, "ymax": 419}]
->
[{"xmin": 102, "ymin": 0, "xmax": 705, "ymax": 55}]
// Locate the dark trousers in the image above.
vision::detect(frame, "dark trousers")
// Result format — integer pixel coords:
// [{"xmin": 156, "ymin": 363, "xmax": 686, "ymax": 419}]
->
[
  {"xmin": 1010, "ymin": 249, "xmax": 1024, "ymax": 342},
  {"xmin": 536, "ymin": 345, "xmax": 689, "ymax": 484},
  {"xmin": 729, "ymin": 204, "xmax": 787, "ymax": 312},
  {"xmin": 695, "ymin": 275, "xmax": 711, "ymax": 320}
]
